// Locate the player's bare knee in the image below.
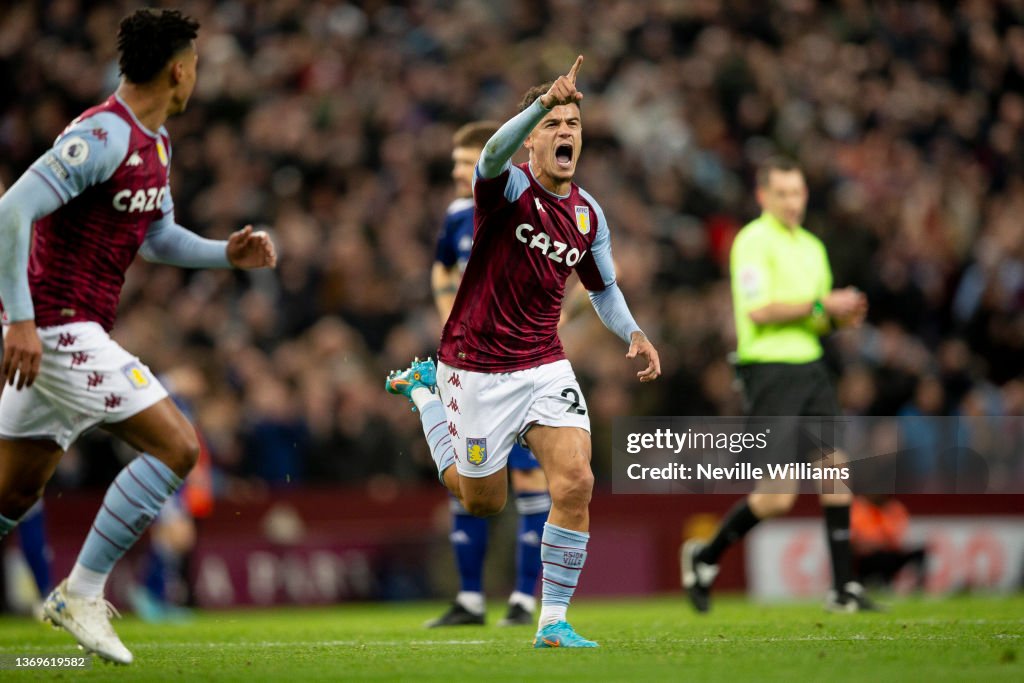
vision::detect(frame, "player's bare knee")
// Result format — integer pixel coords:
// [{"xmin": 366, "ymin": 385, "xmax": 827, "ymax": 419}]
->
[
  {"xmin": 549, "ymin": 467, "xmax": 593, "ymax": 510},
  {"xmin": 463, "ymin": 497, "xmax": 505, "ymax": 517},
  {"xmin": 152, "ymin": 429, "xmax": 200, "ymax": 477},
  {"xmin": 175, "ymin": 437, "xmax": 201, "ymax": 474}
]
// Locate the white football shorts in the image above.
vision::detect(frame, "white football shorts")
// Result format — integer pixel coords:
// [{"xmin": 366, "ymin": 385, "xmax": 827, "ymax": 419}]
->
[
  {"xmin": 436, "ymin": 358, "xmax": 590, "ymax": 478},
  {"xmin": 0, "ymin": 322, "xmax": 168, "ymax": 450}
]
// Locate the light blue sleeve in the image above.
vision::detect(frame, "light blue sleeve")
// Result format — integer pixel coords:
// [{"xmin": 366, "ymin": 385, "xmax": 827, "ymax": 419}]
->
[
  {"xmin": 29, "ymin": 112, "xmax": 131, "ymax": 204},
  {"xmin": 0, "ymin": 175, "xmax": 62, "ymax": 321},
  {"xmin": 477, "ymin": 99, "xmax": 549, "ymax": 179},
  {"xmin": 577, "ymin": 189, "xmax": 642, "ymax": 343},
  {"xmin": 0, "ymin": 112, "xmax": 130, "ymax": 322},
  {"xmin": 473, "ymin": 99, "xmax": 547, "ymax": 203},
  {"xmin": 580, "ymin": 189, "xmax": 616, "ymax": 288},
  {"xmin": 139, "ymin": 189, "xmax": 231, "ymax": 268}
]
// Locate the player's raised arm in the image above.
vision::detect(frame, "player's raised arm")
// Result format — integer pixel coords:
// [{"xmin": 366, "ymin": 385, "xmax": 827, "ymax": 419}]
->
[{"xmin": 477, "ymin": 55, "xmax": 584, "ymax": 179}]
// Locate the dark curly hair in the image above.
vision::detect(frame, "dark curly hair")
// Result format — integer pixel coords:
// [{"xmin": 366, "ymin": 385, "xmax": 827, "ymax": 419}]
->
[{"xmin": 117, "ymin": 9, "xmax": 199, "ymax": 84}]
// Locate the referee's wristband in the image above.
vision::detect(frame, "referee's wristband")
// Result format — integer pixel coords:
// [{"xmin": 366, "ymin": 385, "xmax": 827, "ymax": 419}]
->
[{"xmin": 811, "ymin": 299, "xmax": 833, "ymax": 331}]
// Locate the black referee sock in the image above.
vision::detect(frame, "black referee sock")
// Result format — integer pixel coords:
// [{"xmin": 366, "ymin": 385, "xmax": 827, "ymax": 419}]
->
[
  {"xmin": 823, "ymin": 504, "xmax": 853, "ymax": 591},
  {"xmin": 697, "ymin": 499, "xmax": 761, "ymax": 565}
]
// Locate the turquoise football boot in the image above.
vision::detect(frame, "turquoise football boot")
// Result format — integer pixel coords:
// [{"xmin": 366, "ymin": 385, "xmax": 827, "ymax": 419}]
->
[
  {"xmin": 533, "ymin": 621, "xmax": 598, "ymax": 648},
  {"xmin": 385, "ymin": 357, "xmax": 437, "ymax": 404}
]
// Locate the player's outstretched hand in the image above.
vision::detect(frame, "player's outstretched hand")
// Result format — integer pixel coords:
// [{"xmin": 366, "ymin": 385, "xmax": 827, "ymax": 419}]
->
[
  {"xmin": 627, "ymin": 331, "xmax": 661, "ymax": 383},
  {"xmin": 227, "ymin": 225, "xmax": 278, "ymax": 269},
  {"xmin": 540, "ymin": 55, "xmax": 584, "ymax": 109},
  {"xmin": 1, "ymin": 320, "xmax": 42, "ymax": 389}
]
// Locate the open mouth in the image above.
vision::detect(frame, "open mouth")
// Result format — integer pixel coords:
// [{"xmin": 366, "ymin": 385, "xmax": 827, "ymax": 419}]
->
[{"xmin": 555, "ymin": 143, "xmax": 574, "ymax": 169}]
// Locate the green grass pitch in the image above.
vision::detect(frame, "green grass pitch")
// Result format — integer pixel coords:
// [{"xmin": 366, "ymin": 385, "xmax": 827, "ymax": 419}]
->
[{"xmin": 0, "ymin": 596, "xmax": 1021, "ymax": 681}]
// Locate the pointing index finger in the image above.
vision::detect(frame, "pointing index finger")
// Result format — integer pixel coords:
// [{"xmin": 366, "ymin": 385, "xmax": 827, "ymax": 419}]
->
[{"xmin": 567, "ymin": 55, "xmax": 583, "ymax": 84}]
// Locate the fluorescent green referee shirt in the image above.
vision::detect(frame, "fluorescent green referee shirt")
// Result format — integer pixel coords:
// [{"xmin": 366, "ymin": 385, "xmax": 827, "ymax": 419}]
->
[{"xmin": 731, "ymin": 212, "xmax": 832, "ymax": 364}]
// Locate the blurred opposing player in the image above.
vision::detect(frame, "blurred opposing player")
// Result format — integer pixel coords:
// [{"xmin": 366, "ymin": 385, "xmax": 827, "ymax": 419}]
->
[
  {"xmin": 427, "ymin": 122, "xmax": 550, "ymax": 628},
  {"xmin": 388, "ymin": 56, "xmax": 660, "ymax": 648},
  {"xmin": 0, "ymin": 9, "xmax": 276, "ymax": 664}
]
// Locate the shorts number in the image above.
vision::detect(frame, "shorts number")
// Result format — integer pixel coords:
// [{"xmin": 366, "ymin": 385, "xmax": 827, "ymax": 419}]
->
[{"xmin": 561, "ymin": 388, "xmax": 587, "ymax": 415}]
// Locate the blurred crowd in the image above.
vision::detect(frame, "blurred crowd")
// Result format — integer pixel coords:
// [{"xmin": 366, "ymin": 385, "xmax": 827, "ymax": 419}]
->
[{"xmin": 1, "ymin": 0, "xmax": 1023, "ymax": 492}]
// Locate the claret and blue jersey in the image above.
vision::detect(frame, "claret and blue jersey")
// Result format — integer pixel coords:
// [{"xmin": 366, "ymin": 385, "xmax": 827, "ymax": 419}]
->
[
  {"xmin": 6, "ymin": 95, "xmax": 173, "ymax": 331},
  {"xmin": 0, "ymin": 94, "xmax": 228, "ymax": 332},
  {"xmin": 437, "ymin": 160, "xmax": 616, "ymax": 373}
]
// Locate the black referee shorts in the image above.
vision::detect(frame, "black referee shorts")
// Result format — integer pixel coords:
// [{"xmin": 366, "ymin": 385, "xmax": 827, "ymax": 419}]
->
[
  {"xmin": 736, "ymin": 360, "xmax": 839, "ymax": 417},
  {"xmin": 736, "ymin": 361, "xmax": 842, "ymax": 471}
]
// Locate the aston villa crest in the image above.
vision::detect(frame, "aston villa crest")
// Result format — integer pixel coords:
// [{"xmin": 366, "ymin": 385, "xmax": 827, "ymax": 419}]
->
[
  {"xmin": 574, "ymin": 205, "xmax": 591, "ymax": 234},
  {"xmin": 467, "ymin": 438, "xmax": 488, "ymax": 466}
]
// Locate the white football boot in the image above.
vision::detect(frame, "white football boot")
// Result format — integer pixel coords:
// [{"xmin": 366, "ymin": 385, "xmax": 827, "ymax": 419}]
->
[{"xmin": 43, "ymin": 579, "xmax": 133, "ymax": 664}]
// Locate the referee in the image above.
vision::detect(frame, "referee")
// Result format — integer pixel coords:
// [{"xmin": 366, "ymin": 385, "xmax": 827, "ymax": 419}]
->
[{"xmin": 682, "ymin": 157, "xmax": 876, "ymax": 613}]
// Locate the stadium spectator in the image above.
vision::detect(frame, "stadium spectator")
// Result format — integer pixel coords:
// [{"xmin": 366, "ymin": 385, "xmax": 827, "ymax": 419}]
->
[
  {"xmin": 850, "ymin": 495, "xmax": 927, "ymax": 590},
  {"xmin": 0, "ymin": 1, "xmax": 1020, "ymax": 489}
]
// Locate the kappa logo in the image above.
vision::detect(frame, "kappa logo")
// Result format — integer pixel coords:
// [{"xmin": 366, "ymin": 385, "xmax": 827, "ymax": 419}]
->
[
  {"xmin": 56, "ymin": 332, "xmax": 77, "ymax": 348},
  {"xmin": 126, "ymin": 151, "xmax": 143, "ymax": 167},
  {"xmin": 447, "ymin": 373, "xmax": 463, "ymax": 389},
  {"xmin": 104, "ymin": 394, "xmax": 123, "ymax": 410},
  {"xmin": 447, "ymin": 397, "xmax": 461, "ymax": 414},
  {"xmin": 70, "ymin": 352, "xmax": 91, "ymax": 367},
  {"xmin": 467, "ymin": 438, "xmax": 488, "ymax": 466},
  {"xmin": 447, "ymin": 422, "xmax": 460, "ymax": 438},
  {"xmin": 574, "ymin": 205, "xmax": 591, "ymax": 235},
  {"xmin": 87, "ymin": 372, "xmax": 105, "ymax": 388}
]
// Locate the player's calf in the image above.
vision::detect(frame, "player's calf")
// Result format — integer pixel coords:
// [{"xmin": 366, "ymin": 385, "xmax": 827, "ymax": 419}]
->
[{"xmin": 0, "ymin": 438, "xmax": 64, "ymax": 522}]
